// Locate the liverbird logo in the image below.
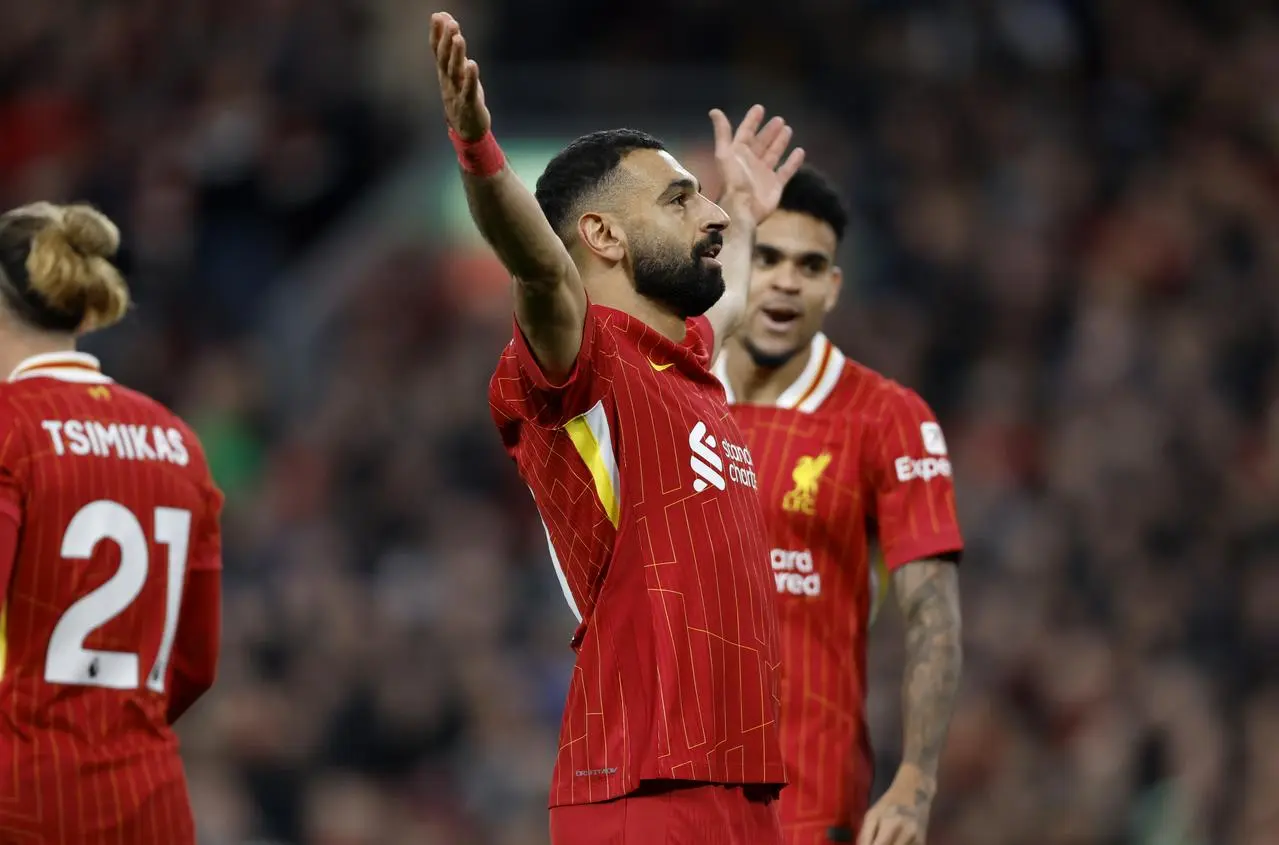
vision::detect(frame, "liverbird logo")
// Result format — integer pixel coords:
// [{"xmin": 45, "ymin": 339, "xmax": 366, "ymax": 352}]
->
[{"xmin": 782, "ymin": 453, "xmax": 831, "ymax": 515}]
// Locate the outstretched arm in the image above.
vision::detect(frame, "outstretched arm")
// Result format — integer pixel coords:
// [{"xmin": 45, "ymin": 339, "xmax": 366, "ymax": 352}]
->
[
  {"xmin": 704, "ymin": 105, "xmax": 804, "ymax": 359},
  {"xmin": 431, "ymin": 13, "xmax": 586, "ymax": 381}
]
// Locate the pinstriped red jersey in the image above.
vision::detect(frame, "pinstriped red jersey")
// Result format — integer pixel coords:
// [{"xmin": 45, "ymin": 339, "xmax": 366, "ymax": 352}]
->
[
  {"xmin": 0, "ymin": 352, "xmax": 223, "ymax": 844},
  {"xmin": 489, "ymin": 303, "xmax": 786, "ymax": 808},
  {"xmin": 714, "ymin": 333, "xmax": 964, "ymax": 842}
]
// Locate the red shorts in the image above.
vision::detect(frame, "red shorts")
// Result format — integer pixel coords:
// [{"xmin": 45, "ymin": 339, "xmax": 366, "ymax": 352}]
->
[{"xmin": 550, "ymin": 780, "xmax": 782, "ymax": 845}]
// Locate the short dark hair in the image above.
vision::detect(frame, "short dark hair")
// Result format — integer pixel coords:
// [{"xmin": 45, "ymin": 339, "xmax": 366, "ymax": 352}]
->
[
  {"xmin": 777, "ymin": 165, "xmax": 849, "ymax": 243},
  {"xmin": 535, "ymin": 129, "xmax": 667, "ymax": 241}
]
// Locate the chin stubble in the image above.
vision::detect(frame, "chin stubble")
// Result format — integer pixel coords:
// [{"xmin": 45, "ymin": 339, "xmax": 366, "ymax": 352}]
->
[{"xmin": 743, "ymin": 338, "xmax": 801, "ymax": 370}]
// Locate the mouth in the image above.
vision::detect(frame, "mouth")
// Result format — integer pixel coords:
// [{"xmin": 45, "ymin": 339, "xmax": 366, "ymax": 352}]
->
[
  {"xmin": 699, "ymin": 242, "xmax": 723, "ymax": 269},
  {"xmin": 759, "ymin": 303, "xmax": 801, "ymax": 332}
]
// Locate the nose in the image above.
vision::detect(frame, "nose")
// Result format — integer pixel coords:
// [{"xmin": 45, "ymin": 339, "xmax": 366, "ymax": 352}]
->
[
  {"xmin": 770, "ymin": 262, "xmax": 802, "ymax": 293},
  {"xmin": 702, "ymin": 201, "xmax": 730, "ymax": 233}
]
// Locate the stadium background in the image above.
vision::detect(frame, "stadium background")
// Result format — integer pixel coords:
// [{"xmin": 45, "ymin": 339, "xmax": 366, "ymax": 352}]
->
[{"xmin": 2, "ymin": 0, "xmax": 1275, "ymax": 842}]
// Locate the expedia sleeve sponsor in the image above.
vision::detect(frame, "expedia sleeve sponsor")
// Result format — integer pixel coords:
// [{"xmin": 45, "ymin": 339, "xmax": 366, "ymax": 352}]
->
[
  {"xmin": 893, "ymin": 455, "xmax": 953, "ymax": 483},
  {"xmin": 893, "ymin": 419, "xmax": 953, "ymax": 482}
]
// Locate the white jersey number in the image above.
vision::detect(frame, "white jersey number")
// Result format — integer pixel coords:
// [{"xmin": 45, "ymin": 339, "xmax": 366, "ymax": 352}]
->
[{"xmin": 44, "ymin": 501, "xmax": 192, "ymax": 691}]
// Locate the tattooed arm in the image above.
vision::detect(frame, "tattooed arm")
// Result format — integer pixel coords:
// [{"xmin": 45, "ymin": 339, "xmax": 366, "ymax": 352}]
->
[
  {"xmin": 859, "ymin": 557, "xmax": 962, "ymax": 845},
  {"xmin": 897, "ymin": 557, "xmax": 963, "ymax": 792}
]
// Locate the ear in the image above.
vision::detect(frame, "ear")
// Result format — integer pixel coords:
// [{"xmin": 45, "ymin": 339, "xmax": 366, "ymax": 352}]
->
[
  {"xmin": 578, "ymin": 212, "xmax": 627, "ymax": 263},
  {"xmin": 824, "ymin": 266, "xmax": 843, "ymax": 315}
]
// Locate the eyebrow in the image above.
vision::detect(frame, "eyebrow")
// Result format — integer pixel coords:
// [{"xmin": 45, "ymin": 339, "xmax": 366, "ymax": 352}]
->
[
  {"xmin": 658, "ymin": 177, "xmax": 699, "ymax": 202},
  {"xmin": 755, "ymin": 243, "xmax": 833, "ymax": 263}
]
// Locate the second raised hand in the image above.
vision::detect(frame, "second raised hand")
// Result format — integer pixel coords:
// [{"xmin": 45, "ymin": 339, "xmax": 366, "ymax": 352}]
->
[{"xmin": 709, "ymin": 105, "xmax": 806, "ymax": 223}]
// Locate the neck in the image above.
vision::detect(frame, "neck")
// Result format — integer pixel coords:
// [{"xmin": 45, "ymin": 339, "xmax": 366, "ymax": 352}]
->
[
  {"xmin": 0, "ymin": 324, "xmax": 76, "ymax": 380},
  {"xmin": 723, "ymin": 337, "xmax": 815, "ymax": 405},
  {"xmin": 585, "ymin": 269, "xmax": 687, "ymax": 342}
]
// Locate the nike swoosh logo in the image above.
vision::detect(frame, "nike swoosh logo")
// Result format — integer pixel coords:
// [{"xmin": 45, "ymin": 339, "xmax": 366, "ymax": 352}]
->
[{"xmin": 648, "ymin": 359, "xmax": 675, "ymax": 372}]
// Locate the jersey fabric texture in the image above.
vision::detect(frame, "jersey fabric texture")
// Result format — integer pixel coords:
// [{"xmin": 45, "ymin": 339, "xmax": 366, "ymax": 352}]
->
[
  {"xmin": 714, "ymin": 333, "xmax": 963, "ymax": 843},
  {"xmin": 0, "ymin": 352, "xmax": 222, "ymax": 844},
  {"xmin": 490, "ymin": 303, "xmax": 786, "ymax": 809}
]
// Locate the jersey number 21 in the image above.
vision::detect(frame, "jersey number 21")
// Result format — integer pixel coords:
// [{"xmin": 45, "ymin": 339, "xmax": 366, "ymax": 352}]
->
[{"xmin": 44, "ymin": 500, "xmax": 192, "ymax": 692}]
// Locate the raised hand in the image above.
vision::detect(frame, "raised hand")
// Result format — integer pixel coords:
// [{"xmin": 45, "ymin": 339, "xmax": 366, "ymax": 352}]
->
[
  {"xmin": 709, "ymin": 105, "xmax": 806, "ymax": 223},
  {"xmin": 430, "ymin": 12, "xmax": 491, "ymax": 141}
]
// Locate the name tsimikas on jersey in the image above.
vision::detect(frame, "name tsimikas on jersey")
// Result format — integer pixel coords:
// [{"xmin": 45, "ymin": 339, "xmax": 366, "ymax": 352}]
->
[
  {"xmin": 40, "ymin": 420, "xmax": 190, "ymax": 466},
  {"xmin": 771, "ymin": 548, "xmax": 821, "ymax": 596},
  {"xmin": 689, "ymin": 421, "xmax": 757, "ymax": 492}
]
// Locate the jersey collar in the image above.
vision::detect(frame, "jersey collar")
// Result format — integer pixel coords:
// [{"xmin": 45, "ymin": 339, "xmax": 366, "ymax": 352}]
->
[
  {"xmin": 714, "ymin": 332, "xmax": 845, "ymax": 413},
  {"xmin": 8, "ymin": 351, "xmax": 113, "ymax": 384}
]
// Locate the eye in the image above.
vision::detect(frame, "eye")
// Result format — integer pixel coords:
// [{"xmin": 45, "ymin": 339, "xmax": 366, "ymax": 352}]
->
[
  {"xmin": 671, "ymin": 194, "xmax": 689, "ymax": 207},
  {"xmin": 800, "ymin": 257, "xmax": 830, "ymax": 276},
  {"xmin": 753, "ymin": 249, "xmax": 781, "ymax": 268}
]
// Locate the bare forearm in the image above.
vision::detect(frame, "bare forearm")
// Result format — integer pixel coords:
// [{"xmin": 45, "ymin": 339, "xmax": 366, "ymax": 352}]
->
[
  {"xmin": 894, "ymin": 559, "xmax": 963, "ymax": 789},
  {"xmin": 462, "ymin": 167, "xmax": 585, "ymax": 376},
  {"xmin": 705, "ymin": 202, "xmax": 756, "ymax": 354},
  {"xmin": 462, "ymin": 168, "xmax": 577, "ymax": 289}
]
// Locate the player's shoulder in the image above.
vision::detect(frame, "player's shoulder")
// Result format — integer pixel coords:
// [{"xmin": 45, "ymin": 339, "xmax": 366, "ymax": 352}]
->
[
  {"xmin": 827, "ymin": 354, "xmax": 953, "ymax": 462},
  {"xmin": 0, "ymin": 380, "xmax": 20, "ymax": 415},
  {"xmin": 0, "ymin": 378, "xmax": 217, "ymax": 492},
  {"xmin": 115, "ymin": 383, "xmax": 205, "ymax": 443},
  {"xmin": 829, "ymin": 355, "xmax": 936, "ymax": 423},
  {"xmin": 112, "ymin": 385, "xmax": 219, "ymax": 495},
  {"xmin": 492, "ymin": 302, "xmax": 617, "ymax": 372},
  {"xmin": 65, "ymin": 379, "xmax": 209, "ymax": 465}
]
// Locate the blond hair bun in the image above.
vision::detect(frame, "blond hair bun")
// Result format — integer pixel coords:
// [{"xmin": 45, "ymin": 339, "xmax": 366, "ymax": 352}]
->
[
  {"xmin": 24, "ymin": 203, "xmax": 130, "ymax": 332},
  {"xmin": 61, "ymin": 205, "xmax": 121, "ymax": 258}
]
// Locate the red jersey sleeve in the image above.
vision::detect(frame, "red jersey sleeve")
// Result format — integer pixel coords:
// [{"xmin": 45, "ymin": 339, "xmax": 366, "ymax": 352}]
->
[
  {"xmin": 0, "ymin": 452, "xmax": 21, "ymax": 526},
  {"xmin": 865, "ymin": 385, "xmax": 964, "ymax": 570},
  {"xmin": 0, "ymin": 487, "xmax": 18, "ymax": 608},
  {"xmin": 0, "ymin": 400, "xmax": 26, "ymax": 605},
  {"xmin": 492, "ymin": 302, "xmax": 613, "ymax": 428},
  {"xmin": 188, "ymin": 481, "xmax": 224, "ymax": 573},
  {"xmin": 0, "ymin": 396, "xmax": 26, "ymax": 517},
  {"xmin": 165, "ymin": 472, "xmax": 223, "ymax": 723}
]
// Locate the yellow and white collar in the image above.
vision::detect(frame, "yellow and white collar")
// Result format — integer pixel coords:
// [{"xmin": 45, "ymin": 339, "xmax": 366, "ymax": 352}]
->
[
  {"xmin": 714, "ymin": 332, "xmax": 845, "ymax": 412},
  {"xmin": 8, "ymin": 351, "xmax": 113, "ymax": 384}
]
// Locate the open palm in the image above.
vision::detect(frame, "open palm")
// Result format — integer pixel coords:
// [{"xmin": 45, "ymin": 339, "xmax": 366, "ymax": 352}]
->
[
  {"xmin": 710, "ymin": 105, "xmax": 806, "ymax": 222},
  {"xmin": 430, "ymin": 12, "xmax": 491, "ymax": 141}
]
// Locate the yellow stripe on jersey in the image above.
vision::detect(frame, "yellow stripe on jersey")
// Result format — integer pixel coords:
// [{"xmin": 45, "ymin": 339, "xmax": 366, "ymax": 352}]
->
[{"xmin": 563, "ymin": 399, "xmax": 621, "ymax": 528}]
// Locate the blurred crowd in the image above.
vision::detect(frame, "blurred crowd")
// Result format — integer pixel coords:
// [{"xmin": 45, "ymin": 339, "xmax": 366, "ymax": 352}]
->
[{"xmin": 3, "ymin": 0, "xmax": 1277, "ymax": 844}]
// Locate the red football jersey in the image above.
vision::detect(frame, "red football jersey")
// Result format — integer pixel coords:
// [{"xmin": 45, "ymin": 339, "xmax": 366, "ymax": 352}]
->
[
  {"xmin": 490, "ymin": 303, "xmax": 786, "ymax": 808},
  {"xmin": 0, "ymin": 352, "xmax": 223, "ymax": 844},
  {"xmin": 713, "ymin": 333, "xmax": 964, "ymax": 844}
]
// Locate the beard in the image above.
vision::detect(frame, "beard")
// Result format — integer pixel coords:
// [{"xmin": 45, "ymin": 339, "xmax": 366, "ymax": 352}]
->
[{"xmin": 632, "ymin": 232, "xmax": 725, "ymax": 319}]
